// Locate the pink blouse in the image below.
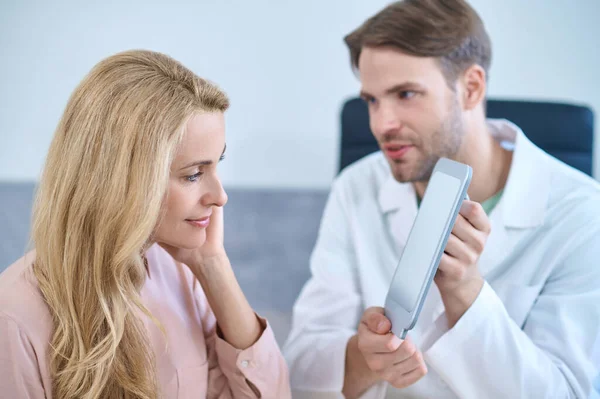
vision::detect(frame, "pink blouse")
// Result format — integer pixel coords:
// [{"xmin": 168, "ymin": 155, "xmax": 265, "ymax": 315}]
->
[{"xmin": 0, "ymin": 245, "xmax": 291, "ymax": 398}]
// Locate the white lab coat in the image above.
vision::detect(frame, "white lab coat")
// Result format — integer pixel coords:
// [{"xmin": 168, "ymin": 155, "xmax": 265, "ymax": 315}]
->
[{"xmin": 283, "ymin": 119, "xmax": 600, "ymax": 399}]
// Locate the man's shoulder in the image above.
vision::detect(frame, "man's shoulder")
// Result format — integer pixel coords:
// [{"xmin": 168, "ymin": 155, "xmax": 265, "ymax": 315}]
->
[
  {"xmin": 546, "ymin": 157, "xmax": 600, "ymax": 212},
  {"xmin": 541, "ymin": 156, "xmax": 600, "ymax": 235}
]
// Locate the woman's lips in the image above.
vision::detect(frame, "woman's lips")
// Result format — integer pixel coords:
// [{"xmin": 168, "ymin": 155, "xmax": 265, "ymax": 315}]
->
[{"xmin": 185, "ymin": 217, "xmax": 210, "ymax": 228}]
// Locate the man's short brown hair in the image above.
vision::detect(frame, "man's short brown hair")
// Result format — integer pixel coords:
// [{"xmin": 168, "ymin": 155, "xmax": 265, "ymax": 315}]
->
[{"xmin": 344, "ymin": 0, "xmax": 492, "ymax": 86}]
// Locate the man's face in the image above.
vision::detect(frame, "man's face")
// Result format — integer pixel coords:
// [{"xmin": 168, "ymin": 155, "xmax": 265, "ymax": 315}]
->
[{"xmin": 358, "ymin": 46, "xmax": 465, "ymax": 183}]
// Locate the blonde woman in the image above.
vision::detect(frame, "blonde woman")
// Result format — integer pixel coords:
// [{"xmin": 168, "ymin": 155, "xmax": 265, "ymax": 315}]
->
[{"xmin": 0, "ymin": 50, "xmax": 291, "ymax": 399}]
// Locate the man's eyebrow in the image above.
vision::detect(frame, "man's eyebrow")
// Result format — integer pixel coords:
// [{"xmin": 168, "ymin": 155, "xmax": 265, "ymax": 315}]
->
[{"xmin": 360, "ymin": 82, "xmax": 425, "ymax": 99}]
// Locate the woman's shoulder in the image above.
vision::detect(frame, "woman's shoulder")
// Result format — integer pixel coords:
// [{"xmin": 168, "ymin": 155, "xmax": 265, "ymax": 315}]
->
[{"xmin": 0, "ymin": 251, "xmax": 53, "ymax": 338}]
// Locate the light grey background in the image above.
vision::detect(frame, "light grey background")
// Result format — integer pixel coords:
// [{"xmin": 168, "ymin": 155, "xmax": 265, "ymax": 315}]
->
[{"xmin": 1, "ymin": 0, "xmax": 599, "ymax": 187}]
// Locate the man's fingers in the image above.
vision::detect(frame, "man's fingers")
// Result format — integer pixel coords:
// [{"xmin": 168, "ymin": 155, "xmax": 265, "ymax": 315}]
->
[
  {"xmin": 358, "ymin": 323, "xmax": 403, "ymax": 354},
  {"xmin": 388, "ymin": 361, "xmax": 428, "ymax": 389},
  {"xmin": 459, "ymin": 201, "xmax": 490, "ymax": 233},
  {"xmin": 444, "ymin": 233, "xmax": 479, "ymax": 265},
  {"xmin": 437, "ymin": 253, "xmax": 463, "ymax": 279},
  {"xmin": 393, "ymin": 335, "xmax": 418, "ymax": 363},
  {"xmin": 362, "ymin": 306, "xmax": 391, "ymax": 334},
  {"xmin": 362, "ymin": 350, "xmax": 400, "ymax": 372},
  {"xmin": 373, "ymin": 344, "xmax": 427, "ymax": 388},
  {"xmin": 443, "ymin": 233, "xmax": 465, "ymax": 259}
]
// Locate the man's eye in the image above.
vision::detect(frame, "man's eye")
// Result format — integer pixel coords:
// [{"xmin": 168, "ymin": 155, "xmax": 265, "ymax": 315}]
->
[{"xmin": 399, "ymin": 91, "xmax": 416, "ymax": 99}]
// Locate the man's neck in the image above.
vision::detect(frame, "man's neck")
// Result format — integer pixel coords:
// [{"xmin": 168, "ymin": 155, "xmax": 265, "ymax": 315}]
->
[{"xmin": 414, "ymin": 122, "xmax": 513, "ymax": 203}]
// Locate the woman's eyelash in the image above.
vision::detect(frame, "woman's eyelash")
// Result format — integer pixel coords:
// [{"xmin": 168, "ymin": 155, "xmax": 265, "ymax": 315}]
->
[
  {"xmin": 185, "ymin": 155, "xmax": 224, "ymax": 182},
  {"xmin": 186, "ymin": 172, "xmax": 203, "ymax": 182}
]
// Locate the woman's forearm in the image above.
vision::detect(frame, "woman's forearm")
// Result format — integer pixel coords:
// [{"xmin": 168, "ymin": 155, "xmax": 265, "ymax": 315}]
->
[{"xmin": 191, "ymin": 254, "xmax": 263, "ymax": 349}]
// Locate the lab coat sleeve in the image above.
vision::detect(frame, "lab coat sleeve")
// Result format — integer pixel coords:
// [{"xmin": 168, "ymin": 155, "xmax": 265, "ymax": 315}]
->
[
  {"xmin": 282, "ymin": 179, "xmax": 387, "ymax": 399},
  {"xmin": 421, "ymin": 227, "xmax": 600, "ymax": 399}
]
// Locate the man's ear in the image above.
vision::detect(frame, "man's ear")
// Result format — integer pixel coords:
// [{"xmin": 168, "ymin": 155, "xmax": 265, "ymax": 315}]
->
[{"xmin": 460, "ymin": 64, "xmax": 487, "ymax": 111}]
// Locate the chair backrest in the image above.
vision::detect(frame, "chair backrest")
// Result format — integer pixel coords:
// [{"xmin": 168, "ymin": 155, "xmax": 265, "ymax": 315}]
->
[{"xmin": 339, "ymin": 98, "xmax": 595, "ymax": 176}]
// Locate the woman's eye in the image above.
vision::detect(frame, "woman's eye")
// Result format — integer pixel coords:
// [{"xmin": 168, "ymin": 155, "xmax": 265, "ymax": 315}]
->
[{"xmin": 186, "ymin": 172, "xmax": 203, "ymax": 182}]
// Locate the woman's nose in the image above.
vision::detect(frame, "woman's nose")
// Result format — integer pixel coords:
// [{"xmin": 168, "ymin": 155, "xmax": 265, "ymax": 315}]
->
[{"xmin": 203, "ymin": 174, "xmax": 228, "ymax": 207}]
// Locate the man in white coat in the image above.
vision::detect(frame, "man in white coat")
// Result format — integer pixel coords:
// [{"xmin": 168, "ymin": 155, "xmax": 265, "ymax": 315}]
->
[{"xmin": 283, "ymin": 0, "xmax": 600, "ymax": 398}]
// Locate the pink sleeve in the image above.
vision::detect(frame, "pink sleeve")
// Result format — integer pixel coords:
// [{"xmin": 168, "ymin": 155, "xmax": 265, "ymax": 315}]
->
[
  {"xmin": 208, "ymin": 316, "xmax": 291, "ymax": 399},
  {"xmin": 0, "ymin": 315, "xmax": 46, "ymax": 399},
  {"xmin": 192, "ymin": 280, "xmax": 290, "ymax": 399}
]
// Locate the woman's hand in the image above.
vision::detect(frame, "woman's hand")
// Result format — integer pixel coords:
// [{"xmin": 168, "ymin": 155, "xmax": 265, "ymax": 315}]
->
[
  {"xmin": 158, "ymin": 205, "xmax": 262, "ymax": 349},
  {"xmin": 158, "ymin": 206, "xmax": 227, "ymax": 274}
]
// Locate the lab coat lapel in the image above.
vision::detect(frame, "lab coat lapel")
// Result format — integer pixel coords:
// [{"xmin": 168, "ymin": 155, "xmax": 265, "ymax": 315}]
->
[{"xmin": 478, "ymin": 120, "xmax": 551, "ymax": 279}]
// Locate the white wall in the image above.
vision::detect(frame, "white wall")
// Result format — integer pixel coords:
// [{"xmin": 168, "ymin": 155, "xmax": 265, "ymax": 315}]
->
[{"xmin": 1, "ymin": 0, "xmax": 599, "ymax": 188}]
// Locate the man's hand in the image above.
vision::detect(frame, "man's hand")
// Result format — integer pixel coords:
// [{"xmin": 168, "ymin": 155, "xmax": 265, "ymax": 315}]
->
[
  {"xmin": 343, "ymin": 307, "xmax": 428, "ymax": 398},
  {"xmin": 435, "ymin": 200, "xmax": 491, "ymax": 327},
  {"xmin": 357, "ymin": 307, "xmax": 427, "ymax": 388}
]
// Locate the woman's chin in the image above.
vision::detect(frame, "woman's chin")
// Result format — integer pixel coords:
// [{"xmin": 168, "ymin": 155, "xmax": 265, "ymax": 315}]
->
[
  {"xmin": 184, "ymin": 231, "xmax": 206, "ymax": 249},
  {"xmin": 152, "ymin": 227, "xmax": 206, "ymax": 250},
  {"xmin": 182, "ymin": 239, "xmax": 206, "ymax": 250},
  {"xmin": 171, "ymin": 232, "xmax": 207, "ymax": 250}
]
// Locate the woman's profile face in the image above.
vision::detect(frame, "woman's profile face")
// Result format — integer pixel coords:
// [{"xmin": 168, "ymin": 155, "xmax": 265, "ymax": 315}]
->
[{"xmin": 154, "ymin": 112, "xmax": 228, "ymax": 249}]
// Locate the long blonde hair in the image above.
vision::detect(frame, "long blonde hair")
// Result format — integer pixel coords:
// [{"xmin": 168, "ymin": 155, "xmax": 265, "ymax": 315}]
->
[{"xmin": 31, "ymin": 50, "xmax": 229, "ymax": 399}]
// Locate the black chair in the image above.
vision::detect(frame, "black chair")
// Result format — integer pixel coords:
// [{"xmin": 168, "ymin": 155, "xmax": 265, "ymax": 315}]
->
[{"xmin": 339, "ymin": 98, "xmax": 595, "ymax": 176}]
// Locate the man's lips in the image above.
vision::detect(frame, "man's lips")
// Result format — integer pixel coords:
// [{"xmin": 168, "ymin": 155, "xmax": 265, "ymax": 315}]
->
[{"xmin": 383, "ymin": 143, "xmax": 414, "ymax": 160}]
